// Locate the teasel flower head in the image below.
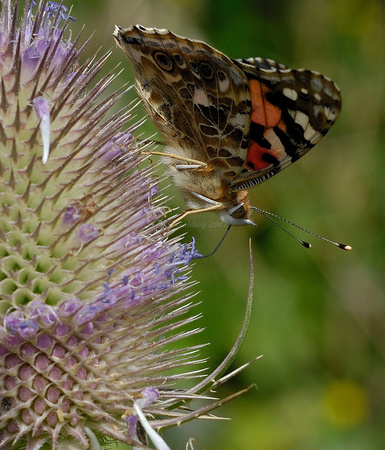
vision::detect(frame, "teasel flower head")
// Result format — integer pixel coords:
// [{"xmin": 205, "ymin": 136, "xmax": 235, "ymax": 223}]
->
[{"xmin": 0, "ymin": 1, "xmax": 255, "ymax": 448}]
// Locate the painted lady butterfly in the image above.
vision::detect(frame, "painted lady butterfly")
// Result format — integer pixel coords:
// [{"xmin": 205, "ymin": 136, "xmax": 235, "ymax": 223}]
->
[{"xmin": 114, "ymin": 25, "xmax": 342, "ymax": 228}]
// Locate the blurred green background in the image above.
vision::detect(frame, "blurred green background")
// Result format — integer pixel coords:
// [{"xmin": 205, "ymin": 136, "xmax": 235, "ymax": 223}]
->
[{"xmin": 70, "ymin": 0, "xmax": 384, "ymax": 448}]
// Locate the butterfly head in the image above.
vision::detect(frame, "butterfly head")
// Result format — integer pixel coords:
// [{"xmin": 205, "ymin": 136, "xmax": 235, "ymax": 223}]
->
[
  {"xmin": 183, "ymin": 187, "xmax": 255, "ymax": 226},
  {"xmin": 219, "ymin": 190, "xmax": 256, "ymax": 226}
]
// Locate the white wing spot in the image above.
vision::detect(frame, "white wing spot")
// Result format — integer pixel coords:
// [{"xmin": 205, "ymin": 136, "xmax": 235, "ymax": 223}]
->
[
  {"xmin": 311, "ymin": 77, "xmax": 323, "ymax": 92},
  {"xmin": 314, "ymin": 92, "xmax": 322, "ymax": 101},
  {"xmin": 283, "ymin": 87, "xmax": 298, "ymax": 101},
  {"xmin": 304, "ymin": 123, "xmax": 318, "ymax": 141},
  {"xmin": 193, "ymin": 88, "xmax": 210, "ymax": 107},
  {"xmin": 229, "ymin": 112, "xmax": 246, "ymax": 128},
  {"xmin": 153, "ymin": 27, "xmax": 169, "ymax": 35},
  {"xmin": 294, "ymin": 110, "xmax": 310, "ymax": 130},
  {"xmin": 323, "ymin": 106, "xmax": 338, "ymax": 121},
  {"xmin": 218, "ymin": 75, "xmax": 230, "ymax": 92},
  {"xmin": 323, "ymin": 84, "xmax": 333, "ymax": 96}
]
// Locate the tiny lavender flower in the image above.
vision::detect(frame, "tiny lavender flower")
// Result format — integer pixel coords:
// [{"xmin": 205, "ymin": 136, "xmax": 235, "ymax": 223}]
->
[{"xmin": 0, "ymin": 1, "xmax": 254, "ymax": 449}]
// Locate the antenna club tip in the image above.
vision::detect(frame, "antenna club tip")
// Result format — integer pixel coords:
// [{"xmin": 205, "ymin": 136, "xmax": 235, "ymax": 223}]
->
[{"xmin": 342, "ymin": 244, "xmax": 353, "ymax": 251}]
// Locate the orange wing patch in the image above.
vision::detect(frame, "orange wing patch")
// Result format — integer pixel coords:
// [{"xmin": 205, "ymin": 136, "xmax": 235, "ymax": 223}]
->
[
  {"xmin": 245, "ymin": 80, "xmax": 288, "ymax": 171},
  {"xmin": 249, "ymin": 80, "xmax": 281, "ymax": 128}
]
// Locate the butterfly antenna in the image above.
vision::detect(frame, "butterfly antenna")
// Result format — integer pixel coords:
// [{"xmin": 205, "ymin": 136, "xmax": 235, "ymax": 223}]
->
[
  {"xmin": 199, "ymin": 225, "xmax": 232, "ymax": 258},
  {"xmin": 250, "ymin": 206, "xmax": 352, "ymax": 251}
]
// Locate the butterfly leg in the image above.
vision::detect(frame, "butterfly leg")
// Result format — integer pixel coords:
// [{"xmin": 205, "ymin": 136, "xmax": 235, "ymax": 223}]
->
[
  {"xmin": 142, "ymin": 151, "xmax": 208, "ymax": 170},
  {"xmin": 170, "ymin": 204, "xmax": 223, "ymax": 227}
]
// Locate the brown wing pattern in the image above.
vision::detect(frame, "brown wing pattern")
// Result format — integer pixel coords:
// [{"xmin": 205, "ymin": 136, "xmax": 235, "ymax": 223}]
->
[{"xmin": 114, "ymin": 25, "xmax": 252, "ymax": 179}]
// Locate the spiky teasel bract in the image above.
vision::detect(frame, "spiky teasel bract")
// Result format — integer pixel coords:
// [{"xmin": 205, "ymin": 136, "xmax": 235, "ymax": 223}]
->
[{"xmin": 0, "ymin": 1, "xmax": 255, "ymax": 448}]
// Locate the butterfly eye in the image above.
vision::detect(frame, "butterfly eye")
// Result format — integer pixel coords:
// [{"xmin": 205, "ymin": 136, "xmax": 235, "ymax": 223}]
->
[
  {"xmin": 173, "ymin": 54, "xmax": 184, "ymax": 66},
  {"xmin": 153, "ymin": 51, "xmax": 173, "ymax": 71},
  {"xmin": 200, "ymin": 61, "xmax": 214, "ymax": 80},
  {"xmin": 229, "ymin": 203, "xmax": 248, "ymax": 220}
]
